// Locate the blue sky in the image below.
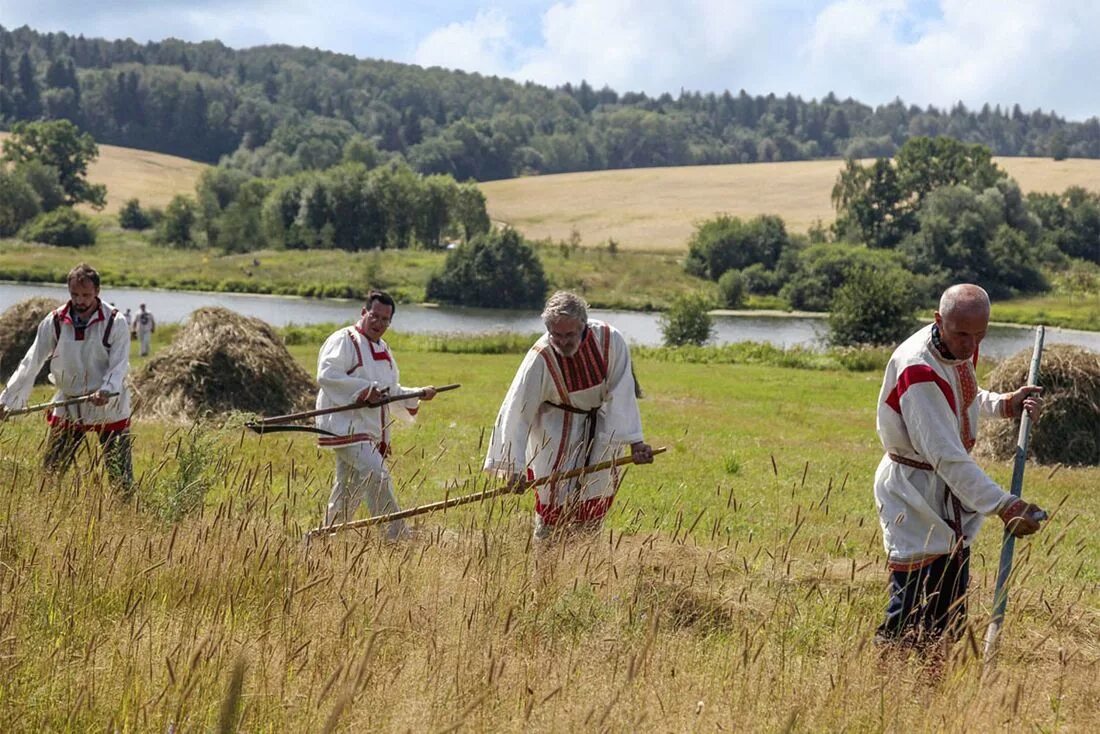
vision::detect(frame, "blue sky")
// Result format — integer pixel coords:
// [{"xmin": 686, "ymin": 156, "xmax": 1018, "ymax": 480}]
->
[{"xmin": 3, "ymin": 1, "xmax": 1098, "ymax": 120}]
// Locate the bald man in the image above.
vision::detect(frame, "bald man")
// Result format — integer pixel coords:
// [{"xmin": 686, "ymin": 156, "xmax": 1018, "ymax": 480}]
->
[{"xmin": 872, "ymin": 284, "xmax": 1046, "ymax": 649}]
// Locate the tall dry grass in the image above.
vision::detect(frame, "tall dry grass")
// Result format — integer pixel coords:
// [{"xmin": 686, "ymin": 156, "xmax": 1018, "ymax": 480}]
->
[{"xmin": 0, "ymin": 419, "xmax": 1097, "ymax": 731}]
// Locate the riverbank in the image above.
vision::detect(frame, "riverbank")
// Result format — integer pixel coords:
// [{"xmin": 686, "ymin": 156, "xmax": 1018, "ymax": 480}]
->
[
  {"xmin": 2, "ymin": 229, "xmax": 1098, "ymax": 330},
  {"xmin": 0, "ymin": 228, "xmax": 712, "ymax": 311}
]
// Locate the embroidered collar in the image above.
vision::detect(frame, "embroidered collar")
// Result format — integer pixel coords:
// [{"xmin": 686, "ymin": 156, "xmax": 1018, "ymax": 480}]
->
[{"xmin": 930, "ymin": 324, "xmax": 957, "ymax": 360}]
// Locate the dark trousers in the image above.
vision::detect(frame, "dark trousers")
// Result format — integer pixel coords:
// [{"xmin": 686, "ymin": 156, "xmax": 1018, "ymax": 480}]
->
[
  {"xmin": 44, "ymin": 426, "xmax": 134, "ymax": 493},
  {"xmin": 877, "ymin": 547, "xmax": 970, "ymax": 644}
]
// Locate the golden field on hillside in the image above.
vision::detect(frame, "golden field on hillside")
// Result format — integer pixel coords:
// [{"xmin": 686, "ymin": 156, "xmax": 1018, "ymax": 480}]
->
[
  {"xmin": 481, "ymin": 157, "xmax": 1100, "ymax": 251},
  {"xmin": 0, "ymin": 131, "xmax": 208, "ymax": 213}
]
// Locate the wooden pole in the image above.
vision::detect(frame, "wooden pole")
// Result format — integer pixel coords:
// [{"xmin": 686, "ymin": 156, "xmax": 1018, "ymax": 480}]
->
[
  {"xmin": 247, "ymin": 383, "xmax": 460, "ymax": 430},
  {"xmin": 308, "ymin": 446, "xmax": 668, "ymax": 539},
  {"xmin": 2, "ymin": 391, "xmax": 119, "ymax": 420},
  {"xmin": 983, "ymin": 325, "xmax": 1045, "ymax": 665}
]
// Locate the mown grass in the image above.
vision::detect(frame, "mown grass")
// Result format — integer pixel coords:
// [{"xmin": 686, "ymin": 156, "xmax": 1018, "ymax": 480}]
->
[{"xmin": 0, "ymin": 328, "xmax": 1097, "ymax": 730}]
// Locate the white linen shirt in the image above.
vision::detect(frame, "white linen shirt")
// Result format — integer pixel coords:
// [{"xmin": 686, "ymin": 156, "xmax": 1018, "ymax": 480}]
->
[
  {"xmin": 0, "ymin": 300, "xmax": 131, "ymax": 428},
  {"xmin": 874, "ymin": 324, "xmax": 1017, "ymax": 568},
  {"xmin": 314, "ymin": 325, "xmax": 420, "ymax": 451}
]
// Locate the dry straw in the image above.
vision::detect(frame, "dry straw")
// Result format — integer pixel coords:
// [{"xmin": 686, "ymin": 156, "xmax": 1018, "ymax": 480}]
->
[
  {"xmin": 0, "ymin": 297, "xmax": 62, "ymax": 383},
  {"xmin": 978, "ymin": 344, "xmax": 1100, "ymax": 465},
  {"xmin": 132, "ymin": 306, "xmax": 315, "ymax": 420}
]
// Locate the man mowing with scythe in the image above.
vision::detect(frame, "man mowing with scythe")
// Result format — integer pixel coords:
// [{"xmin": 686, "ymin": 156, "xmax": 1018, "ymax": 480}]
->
[
  {"xmin": 873, "ymin": 284, "xmax": 1047, "ymax": 651},
  {"xmin": 484, "ymin": 291, "xmax": 654, "ymax": 542},
  {"xmin": 0, "ymin": 263, "xmax": 133, "ymax": 492},
  {"xmin": 314, "ymin": 289, "xmax": 438, "ymax": 540}
]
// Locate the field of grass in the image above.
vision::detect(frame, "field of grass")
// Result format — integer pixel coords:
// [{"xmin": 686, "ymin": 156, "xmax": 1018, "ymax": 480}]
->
[
  {"xmin": 0, "ymin": 330, "xmax": 1097, "ymax": 729},
  {"xmin": 0, "ymin": 131, "xmax": 208, "ymax": 214},
  {"xmin": 482, "ymin": 157, "xmax": 1100, "ymax": 252}
]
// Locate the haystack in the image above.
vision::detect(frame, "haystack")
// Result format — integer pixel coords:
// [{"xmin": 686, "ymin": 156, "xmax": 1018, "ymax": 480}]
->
[
  {"xmin": 0, "ymin": 297, "xmax": 63, "ymax": 384},
  {"xmin": 978, "ymin": 344, "xmax": 1100, "ymax": 466},
  {"xmin": 132, "ymin": 307, "xmax": 315, "ymax": 420}
]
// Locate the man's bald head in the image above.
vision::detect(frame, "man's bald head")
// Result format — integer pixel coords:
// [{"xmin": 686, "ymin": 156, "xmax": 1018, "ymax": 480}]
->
[
  {"xmin": 938, "ymin": 284, "xmax": 990, "ymax": 320},
  {"xmin": 934, "ymin": 284, "xmax": 991, "ymax": 360}
]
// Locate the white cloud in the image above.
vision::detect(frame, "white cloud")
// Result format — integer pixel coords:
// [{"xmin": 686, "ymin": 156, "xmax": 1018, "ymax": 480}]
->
[
  {"xmin": 803, "ymin": 0, "xmax": 1100, "ymax": 117},
  {"xmin": 412, "ymin": 9, "xmax": 519, "ymax": 75}
]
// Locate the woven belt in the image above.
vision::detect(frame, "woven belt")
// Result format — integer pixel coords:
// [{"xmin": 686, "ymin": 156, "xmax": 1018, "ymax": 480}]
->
[
  {"xmin": 888, "ymin": 452, "xmax": 933, "ymax": 471},
  {"xmin": 887, "ymin": 453, "xmax": 966, "ymax": 545}
]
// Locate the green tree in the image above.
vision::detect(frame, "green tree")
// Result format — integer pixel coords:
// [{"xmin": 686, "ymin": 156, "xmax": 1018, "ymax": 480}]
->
[
  {"xmin": 780, "ymin": 242, "xmax": 908, "ymax": 311},
  {"xmin": 827, "ymin": 266, "xmax": 917, "ymax": 346},
  {"xmin": 452, "ymin": 182, "xmax": 491, "ymax": 243},
  {"xmin": 832, "ymin": 136, "xmax": 1008, "ymax": 249},
  {"xmin": 1, "ymin": 120, "xmax": 107, "ymax": 209},
  {"xmin": 684, "ymin": 214, "xmax": 790, "ymax": 280},
  {"xmin": 118, "ymin": 198, "xmax": 153, "ymax": 230},
  {"xmin": 156, "ymin": 194, "xmax": 199, "ymax": 248},
  {"xmin": 426, "ymin": 227, "xmax": 548, "ymax": 308},
  {"xmin": 659, "ymin": 293, "xmax": 715, "ymax": 347},
  {"xmin": 716, "ymin": 269, "xmax": 746, "ymax": 308},
  {"xmin": 0, "ymin": 167, "xmax": 41, "ymax": 236}
]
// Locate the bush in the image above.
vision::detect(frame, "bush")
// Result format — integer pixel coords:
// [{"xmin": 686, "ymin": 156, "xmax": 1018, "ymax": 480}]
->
[
  {"xmin": 0, "ymin": 168, "xmax": 41, "ymax": 237},
  {"xmin": 827, "ymin": 266, "xmax": 918, "ymax": 347},
  {"xmin": 741, "ymin": 263, "xmax": 780, "ymax": 295},
  {"xmin": 426, "ymin": 227, "xmax": 548, "ymax": 308},
  {"xmin": 684, "ymin": 214, "xmax": 790, "ymax": 281},
  {"xmin": 659, "ymin": 293, "xmax": 714, "ymax": 347},
  {"xmin": 19, "ymin": 207, "xmax": 96, "ymax": 246},
  {"xmin": 156, "ymin": 195, "xmax": 199, "ymax": 248},
  {"xmin": 780, "ymin": 243, "xmax": 907, "ymax": 311},
  {"xmin": 118, "ymin": 198, "xmax": 153, "ymax": 230},
  {"xmin": 717, "ymin": 269, "xmax": 746, "ymax": 308}
]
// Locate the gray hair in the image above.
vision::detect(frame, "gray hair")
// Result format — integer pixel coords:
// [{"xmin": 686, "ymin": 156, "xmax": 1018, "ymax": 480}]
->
[
  {"xmin": 939, "ymin": 284, "xmax": 990, "ymax": 318},
  {"xmin": 541, "ymin": 291, "xmax": 588, "ymax": 326}
]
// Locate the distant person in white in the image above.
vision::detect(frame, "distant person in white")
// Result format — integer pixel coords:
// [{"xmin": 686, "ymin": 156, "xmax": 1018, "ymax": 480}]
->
[{"xmin": 134, "ymin": 303, "xmax": 156, "ymax": 357}]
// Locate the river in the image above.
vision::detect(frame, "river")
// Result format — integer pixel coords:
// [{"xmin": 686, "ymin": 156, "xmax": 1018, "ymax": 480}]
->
[{"xmin": 3, "ymin": 282, "xmax": 1098, "ymax": 359}]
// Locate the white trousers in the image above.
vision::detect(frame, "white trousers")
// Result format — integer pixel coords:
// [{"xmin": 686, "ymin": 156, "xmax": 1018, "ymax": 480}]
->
[
  {"xmin": 138, "ymin": 330, "xmax": 152, "ymax": 356},
  {"xmin": 325, "ymin": 442, "xmax": 406, "ymax": 540}
]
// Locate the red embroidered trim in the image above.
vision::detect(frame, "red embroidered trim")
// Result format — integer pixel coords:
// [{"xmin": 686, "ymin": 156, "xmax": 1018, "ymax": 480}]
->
[
  {"xmin": 956, "ymin": 364, "xmax": 978, "ymax": 452},
  {"xmin": 535, "ymin": 494, "xmax": 615, "ymax": 526},
  {"xmin": 884, "ymin": 364, "xmax": 956, "ymax": 414},
  {"xmin": 368, "ymin": 340, "xmax": 392, "ymax": 364},
  {"xmin": 46, "ymin": 413, "xmax": 130, "ymax": 433},
  {"xmin": 345, "ymin": 330, "xmax": 364, "ymax": 375},
  {"xmin": 555, "ymin": 329, "xmax": 608, "ymax": 393}
]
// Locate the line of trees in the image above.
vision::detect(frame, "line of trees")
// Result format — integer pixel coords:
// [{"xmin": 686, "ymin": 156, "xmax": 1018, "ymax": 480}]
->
[
  {"xmin": 2, "ymin": 24, "xmax": 1100, "ymax": 181},
  {"xmin": 685, "ymin": 137, "xmax": 1100, "ymax": 344}
]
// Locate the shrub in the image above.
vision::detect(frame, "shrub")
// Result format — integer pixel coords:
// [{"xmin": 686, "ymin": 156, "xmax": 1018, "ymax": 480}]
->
[
  {"xmin": 0, "ymin": 168, "xmax": 41, "ymax": 236},
  {"xmin": 19, "ymin": 207, "xmax": 96, "ymax": 246},
  {"xmin": 156, "ymin": 195, "xmax": 199, "ymax": 248},
  {"xmin": 118, "ymin": 198, "xmax": 153, "ymax": 230},
  {"xmin": 659, "ymin": 293, "xmax": 714, "ymax": 347},
  {"xmin": 781, "ymin": 243, "xmax": 907, "ymax": 311},
  {"xmin": 827, "ymin": 266, "xmax": 918, "ymax": 347},
  {"xmin": 426, "ymin": 227, "xmax": 548, "ymax": 308},
  {"xmin": 684, "ymin": 214, "xmax": 790, "ymax": 280},
  {"xmin": 717, "ymin": 269, "xmax": 746, "ymax": 308}
]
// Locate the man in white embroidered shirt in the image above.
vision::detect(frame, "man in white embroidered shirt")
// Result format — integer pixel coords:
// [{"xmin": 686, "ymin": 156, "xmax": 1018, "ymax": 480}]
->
[
  {"xmin": 873, "ymin": 284, "xmax": 1046, "ymax": 648},
  {"xmin": 0, "ymin": 263, "xmax": 133, "ymax": 492},
  {"xmin": 484, "ymin": 291, "xmax": 653, "ymax": 541},
  {"xmin": 315, "ymin": 290, "xmax": 436, "ymax": 539}
]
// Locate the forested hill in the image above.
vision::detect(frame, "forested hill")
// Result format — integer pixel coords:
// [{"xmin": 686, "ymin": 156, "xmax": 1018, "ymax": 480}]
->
[{"xmin": 1, "ymin": 23, "xmax": 1098, "ymax": 181}]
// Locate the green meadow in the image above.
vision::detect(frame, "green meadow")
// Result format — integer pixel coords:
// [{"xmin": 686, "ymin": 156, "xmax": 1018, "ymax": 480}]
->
[{"xmin": 0, "ymin": 329, "xmax": 1096, "ymax": 730}]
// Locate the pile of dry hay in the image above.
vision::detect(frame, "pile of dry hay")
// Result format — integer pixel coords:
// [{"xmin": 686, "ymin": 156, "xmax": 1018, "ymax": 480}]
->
[
  {"xmin": 133, "ymin": 307, "xmax": 316, "ymax": 420},
  {"xmin": 978, "ymin": 344, "xmax": 1100, "ymax": 466},
  {"xmin": 0, "ymin": 297, "xmax": 62, "ymax": 384}
]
